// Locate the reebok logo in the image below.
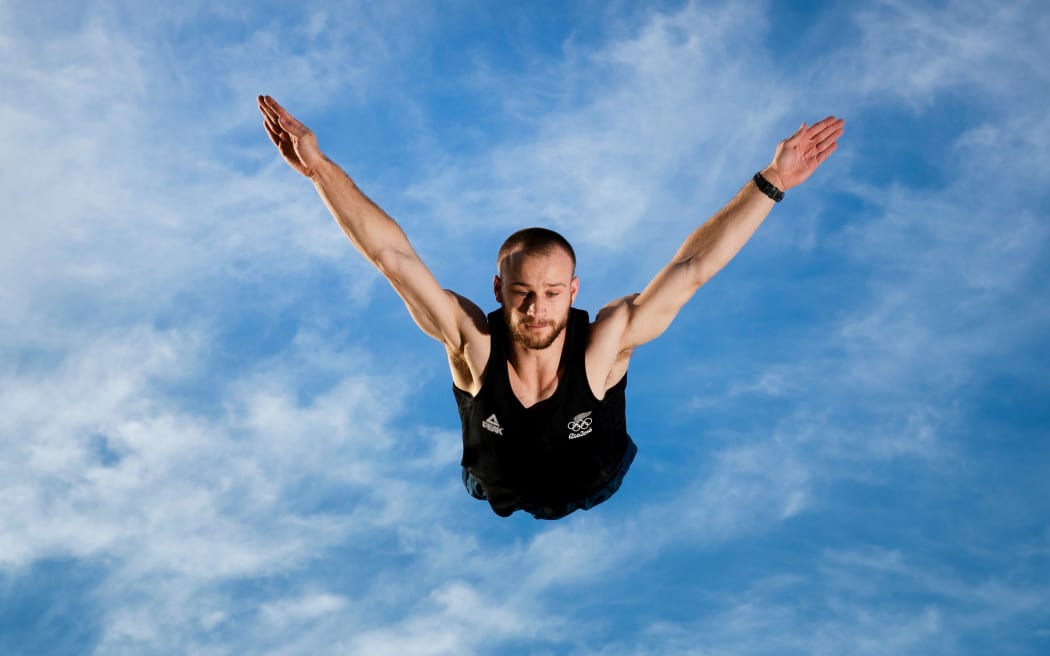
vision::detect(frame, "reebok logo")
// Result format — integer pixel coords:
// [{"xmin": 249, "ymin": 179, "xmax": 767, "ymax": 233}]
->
[
  {"xmin": 567, "ymin": 411, "xmax": 593, "ymax": 440},
  {"xmin": 482, "ymin": 414, "xmax": 504, "ymax": 435}
]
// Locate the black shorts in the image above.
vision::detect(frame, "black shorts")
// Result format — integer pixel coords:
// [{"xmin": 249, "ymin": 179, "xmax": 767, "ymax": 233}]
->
[{"xmin": 462, "ymin": 439, "xmax": 637, "ymax": 520}]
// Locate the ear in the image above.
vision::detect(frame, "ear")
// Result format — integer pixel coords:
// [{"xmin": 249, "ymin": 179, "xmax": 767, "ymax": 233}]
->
[
  {"xmin": 493, "ymin": 274, "xmax": 503, "ymax": 303},
  {"xmin": 570, "ymin": 276, "xmax": 579, "ymax": 303}
]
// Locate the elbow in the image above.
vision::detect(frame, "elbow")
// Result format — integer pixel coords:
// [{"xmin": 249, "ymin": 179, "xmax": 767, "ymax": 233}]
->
[
  {"xmin": 693, "ymin": 263, "xmax": 718, "ymax": 289},
  {"xmin": 684, "ymin": 246, "xmax": 733, "ymax": 289},
  {"xmin": 681, "ymin": 256, "xmax": 716, "ymax": 291},
  {"xmin": 374, "ymin": 247, "xmax": 415, "ymax": 282}
]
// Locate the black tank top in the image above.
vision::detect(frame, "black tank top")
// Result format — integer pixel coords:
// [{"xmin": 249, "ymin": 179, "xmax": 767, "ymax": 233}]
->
[{"xmin": 454, "ymin": 308, "xmax": 635, "ymax": 517}]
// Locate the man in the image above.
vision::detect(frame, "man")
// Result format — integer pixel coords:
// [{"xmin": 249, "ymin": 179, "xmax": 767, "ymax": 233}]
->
[{"xmin": 258, "ymin": 95, "xmax": 844, "ymax": 520}]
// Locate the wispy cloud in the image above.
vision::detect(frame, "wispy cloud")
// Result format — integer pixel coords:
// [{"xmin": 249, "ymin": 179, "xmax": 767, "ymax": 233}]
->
[
  {"xmin": 2, "ymin": 1, "xmax": 1048, "ymax": 654},
  {"xmin": 843, "ymin": 0, "xmax": 1047, "ymax": 109},
  {"xmin": 405, "ymin": 1, "xmax": 797, "ymax": 257}
]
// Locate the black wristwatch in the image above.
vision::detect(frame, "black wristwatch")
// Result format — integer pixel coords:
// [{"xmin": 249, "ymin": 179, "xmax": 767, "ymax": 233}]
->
[{"xmin": 753, "ymin": 171, "xmax": 784, "ymax": 202}]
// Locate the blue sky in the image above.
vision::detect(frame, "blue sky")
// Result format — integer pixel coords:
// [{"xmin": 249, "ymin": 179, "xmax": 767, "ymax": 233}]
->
[{"xmin": 2, "ymin": 0, "xmax": 1048, "ymax": 654}]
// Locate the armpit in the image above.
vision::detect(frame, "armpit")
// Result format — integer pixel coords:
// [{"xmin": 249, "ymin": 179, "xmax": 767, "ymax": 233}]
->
[
  {"xmin": 447, "ymin": 346, "xmax": 478, "ymax": 393},
  {"xmin": 605, "ymin": 351, "xmax": 631, "ymax": 391}
]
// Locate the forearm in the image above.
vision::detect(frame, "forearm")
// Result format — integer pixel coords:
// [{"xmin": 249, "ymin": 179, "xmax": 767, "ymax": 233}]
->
[
  {"xmin": 676, "ymin": 167, "xmax": 780, "ymax": 287},
  {"xmin": 309, "ymin": 157, "xmax": 417, "ymax": 270}
]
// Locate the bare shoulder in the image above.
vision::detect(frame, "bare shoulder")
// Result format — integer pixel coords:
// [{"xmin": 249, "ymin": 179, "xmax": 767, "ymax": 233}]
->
[
  {"xmin": 446, "ymin": 290, "xmax": 488, "ymax": 333},
  {"xmin": 591, "ymin": 295, "xmax": 636, "ymax": 342},
  {"xmin": 445, "ymin": 290, "xmax": 491, "ymax": 395},
  {"xmin": 585, "ymin": 295, "xmax": 639, "ymax": 398}
]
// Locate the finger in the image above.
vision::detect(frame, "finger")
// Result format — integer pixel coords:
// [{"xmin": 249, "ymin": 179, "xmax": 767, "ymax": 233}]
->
[
  {"xmin": 260, "ymin": 120, "xmax": 281, "ymax": 146},
  {"xmin": 259, "ymin": 97, "xmax": 280, "ymax": 124},
  {"xmin": 263, "ymin": 95, "xmax": 285, "ymax": 113},
  {"xmin": 276, "ymin": 111, "xmax": 305, "ymax": 135},
  {"xmin": 263, "ymin": 116, "xmax": 290, "ymax": 144},
  {"xmin": 810, "ymin": 115, "xmax": 840, "ymax": 130},
  {"xmin": 261, "ymin": 94, "xmax": 283, "ymax": 113},
  {"xmin": 263, "ymin": 117, "xmax": 282, "ymax": 139},
  {"xmin": 263, "ymin": 111, "xmax": 281, "ymax": 134},
  {"xmin": 262, "ymin": 96, "xmax": 298, "ymax": 132},
  {"xmin": 813, "ymin": 140, "xmax": 839, "ymax": 164},
  {"xmin": 264, "ymin": 120, "xmax": 281, "ymax": 148},
  {"xmin": 264, "ymin": 96, "xmax": 297, "ymax": 125},
  {"xmin": 810, "ymin": 117, "xmax": 844, "ymax": 142},
  {"xmin": 814, "ymin": 122, "xmax": 843, "ymax": 146},
  {"xmin": 814, "ymin": 128, "xmax": 843, "ymax": 154}
]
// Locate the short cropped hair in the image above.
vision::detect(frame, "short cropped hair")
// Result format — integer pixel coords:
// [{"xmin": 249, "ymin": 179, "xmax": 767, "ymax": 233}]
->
[{"xmin": 497, "ymin": 227, "xmax": 577, "ymax": 274}]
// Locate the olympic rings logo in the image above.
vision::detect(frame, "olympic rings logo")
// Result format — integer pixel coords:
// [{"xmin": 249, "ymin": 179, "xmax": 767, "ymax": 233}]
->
[{"xmin": 567, "ymin": 413, "xmax": 593, "ymax": 432}]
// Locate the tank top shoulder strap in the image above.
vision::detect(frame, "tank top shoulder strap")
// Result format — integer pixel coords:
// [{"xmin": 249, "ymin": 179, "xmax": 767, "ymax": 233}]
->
[
  {"xmin": 563, "ymin": 308, "xmax": 592, "ymax": 398},
  {"xmin": 566, "ymin": 307, "xmax": 590, "ymax": 358},
  {"xmin": 485, "ymin": 309, "xmax": 507, "ymax": 380}
]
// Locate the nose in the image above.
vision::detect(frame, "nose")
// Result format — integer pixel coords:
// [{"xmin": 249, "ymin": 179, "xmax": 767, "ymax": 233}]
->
[{"xmin": 523, "ymin": 294, "xmax": 545, "ymax": 318}]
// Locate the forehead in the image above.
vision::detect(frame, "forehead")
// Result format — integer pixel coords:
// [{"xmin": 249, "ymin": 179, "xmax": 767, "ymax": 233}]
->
[{"xmin": 499, "ymin": 248, "xmax": 575, "ymax": 282}]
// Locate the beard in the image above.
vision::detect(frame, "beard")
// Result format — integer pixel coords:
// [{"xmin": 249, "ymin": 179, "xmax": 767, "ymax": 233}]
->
[{"xmin": 504, "ymin": 308, "xmax": 569, "ymax": 350}]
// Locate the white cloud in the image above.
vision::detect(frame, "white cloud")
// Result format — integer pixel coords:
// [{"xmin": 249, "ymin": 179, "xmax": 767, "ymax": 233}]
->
[
  {"xmin": 602, "ymin": 544, "xmax": 1049, "ymax": 656},
  {"xmin": 2, "ymin": 1, "xmax": 1048, "ymax": 654},
  {"xmin": 646, "ymin": 432, "xmax": 814, "ymax": 546},
  {"xmin": 0, "ymin": 316, "xmax": 473, "ymax": 652},
  {"xmin": 348, "ymin": 582, "xmax": 546, "ymax": 656},
  {"xmin": 843, "ymin": 0, "xmax": 1047, "ymax": 109},
  {"xmin": 1, "ymin": 323, "xmax": 384, "ymax": 570},
  {"xmin": 673, "ymin": 0, "xmax": 1050, "ymax": 498},
  {"xmin": 0, "ymin": 0, "xmax": 410, "ymax": 358},
  {"xmin": 260, "ymin": 591, "xmax": 349, "ymax": 627},
  {"xmin": 405, "ymin": 1, "xmax": 794, "ymax": 258}
]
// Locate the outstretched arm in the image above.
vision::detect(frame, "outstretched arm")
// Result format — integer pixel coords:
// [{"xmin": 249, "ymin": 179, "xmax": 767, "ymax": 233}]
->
[
  {"xmin": 258, "ymin": 96, "xmax": 485, "ymax": 357},
  {"xmin": 589, "ymin": 116, "xmax": 844, "ymax": 387}
]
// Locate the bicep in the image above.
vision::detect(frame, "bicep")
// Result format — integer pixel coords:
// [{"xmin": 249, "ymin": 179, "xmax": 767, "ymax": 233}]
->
[
  {"xmin": 376, "ymin": 248, "xmax": 482, "ymax": 349},
  {"xmin": 616, "ymin": 259, "xmax": 701, "ymax": 350},
  {"xmin": 589, "ymin": 274, "xmax": 693, "ymax": 396}
]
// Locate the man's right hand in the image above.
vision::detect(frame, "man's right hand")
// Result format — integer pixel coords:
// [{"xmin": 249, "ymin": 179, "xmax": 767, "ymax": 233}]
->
[
  {"xmin": 764, "ymin": 116, "xmax": 844, "ymax": 191},
  {"xmin": 258, "ymin": 95, "xmax": 327, "ymax": 178}
]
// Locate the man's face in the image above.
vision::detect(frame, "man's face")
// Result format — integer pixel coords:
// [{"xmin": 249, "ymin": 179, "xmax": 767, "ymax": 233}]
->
[{"xmin": 495, "ymin": 248, "xmax": 579, "ymax": 350}]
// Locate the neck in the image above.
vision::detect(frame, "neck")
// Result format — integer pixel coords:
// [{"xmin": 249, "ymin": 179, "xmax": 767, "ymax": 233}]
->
[
  {"xmin": 505, "ymin": 327, "xmax": 569, "ymax": 408},
  {"xmin": 506, "ymin": 329, "xmax": 567, "ymax": 371}
]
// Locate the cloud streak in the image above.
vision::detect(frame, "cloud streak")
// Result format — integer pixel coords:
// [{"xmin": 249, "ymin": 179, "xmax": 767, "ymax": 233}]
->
[{"xmin": 2, "ymin": 1, "xmax": 1048, "ymax": 654}]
